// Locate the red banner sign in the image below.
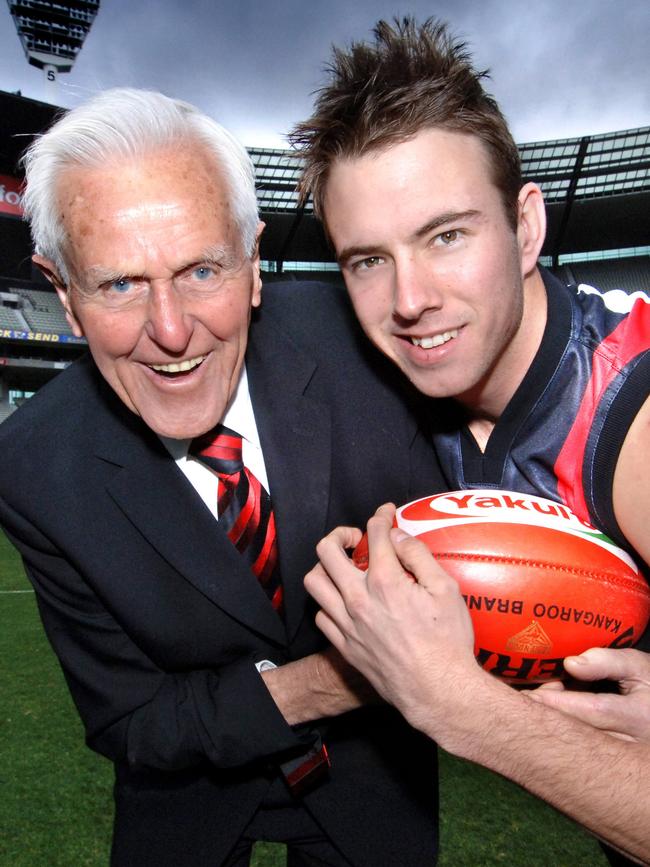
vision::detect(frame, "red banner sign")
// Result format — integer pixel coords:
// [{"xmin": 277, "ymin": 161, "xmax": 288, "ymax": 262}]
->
[{"xmin": 0, "ymin": 174, "xmax": 23, "ymax": 216}]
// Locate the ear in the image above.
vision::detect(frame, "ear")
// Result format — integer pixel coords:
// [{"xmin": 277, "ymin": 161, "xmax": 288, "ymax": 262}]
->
[
  {"xmin": 32, "ymin": 253, "xmax": 85, "ymax": 339},
  {"xmin": 516, "ymin": 183, "xmax": 546, "ymax": 277},
  {"xmin": 251, "ymin": 221, "xmax": 265, "ymax": 308}
]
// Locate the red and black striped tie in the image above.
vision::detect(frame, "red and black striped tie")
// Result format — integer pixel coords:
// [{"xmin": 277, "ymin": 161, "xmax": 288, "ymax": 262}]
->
[{"xmin": 190, "ymin": 425, "xmax": 283, "ymax": 613}]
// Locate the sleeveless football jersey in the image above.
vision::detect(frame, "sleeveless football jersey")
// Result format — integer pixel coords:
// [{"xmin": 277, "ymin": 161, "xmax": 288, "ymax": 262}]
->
[{"xmin": 433, "ymin": 269, "xmax": 650, "ymax": 553}]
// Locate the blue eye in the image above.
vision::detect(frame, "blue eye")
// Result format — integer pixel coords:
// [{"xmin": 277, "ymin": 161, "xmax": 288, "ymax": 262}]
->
[
  {"xmin": 193, "ymin": 266, "xmax": 214, "ymax": 281},
  {"xmin": 110, "ymin": 278, "xmax": 134, "ymax": 293}
]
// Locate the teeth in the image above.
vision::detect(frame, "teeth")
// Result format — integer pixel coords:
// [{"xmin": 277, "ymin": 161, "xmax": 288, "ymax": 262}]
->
[
  {"xmin": 149, "ymin": 355, "xmax": 206, "ymax": 373},
  {"xmin": 411, "ymin": 329, "xmax": 458, "ymax": 349}
]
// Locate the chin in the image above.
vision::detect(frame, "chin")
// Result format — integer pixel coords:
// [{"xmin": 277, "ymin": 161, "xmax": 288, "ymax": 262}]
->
[{"xmin": 137, "ymin": 410, "xmax": 217, "ymax": 441}]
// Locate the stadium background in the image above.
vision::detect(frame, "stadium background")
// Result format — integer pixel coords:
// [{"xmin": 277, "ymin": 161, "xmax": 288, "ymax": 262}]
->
[
  {"xmin": 0, "ymin": 7, "xmax": 649, "ymax": 863},
  {"xmin": 1, "ymin": 87, "xmax": 649, "ymax": 421}
]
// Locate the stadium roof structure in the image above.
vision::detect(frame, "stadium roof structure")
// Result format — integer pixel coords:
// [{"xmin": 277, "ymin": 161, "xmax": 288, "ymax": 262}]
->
[
  {"xmin": 252, "ymin": 126, "xmax": 650, "ymax": 268},
  {"xmin": 0, "ymin": 90, "xmax": 648, "ymax": 273},
  {"xmin": 524, "ymin": 127, "xmax": 650, "ymax": 264},
  {"xmin": 6, "ymin": 0, "xmax": 100, "ymax": 73},
  {"xmin": 253, "ymin": 129, "xmax": 650, "ymax": 214}
]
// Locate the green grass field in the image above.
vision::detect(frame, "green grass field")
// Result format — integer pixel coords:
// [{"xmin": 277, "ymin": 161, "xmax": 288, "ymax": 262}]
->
[{"xmin": 0, "ymin": 530, "xmax": 607, "ymax": 866}]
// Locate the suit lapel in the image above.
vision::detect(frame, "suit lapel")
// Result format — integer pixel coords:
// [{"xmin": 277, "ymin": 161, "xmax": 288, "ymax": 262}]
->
[
  {"xmin": 92, "ymin": 386, "xmax": 287, "ymax": 645},
  {"xmin": 87, "ymin": 303, "xmax": 333, "ymax": 648},
  {"xmin": 246, "ymin": 313, "xmax": 332, "ymax": 642}
]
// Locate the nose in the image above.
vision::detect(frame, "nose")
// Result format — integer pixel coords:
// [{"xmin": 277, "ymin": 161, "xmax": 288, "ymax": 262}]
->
[
  {"xmin": 393, "ymin": 256, "xmax": 443, "ymax": 322},
  {"xmin": 145, "ymin": 281, "xmax": 193, "ymax": 352}
]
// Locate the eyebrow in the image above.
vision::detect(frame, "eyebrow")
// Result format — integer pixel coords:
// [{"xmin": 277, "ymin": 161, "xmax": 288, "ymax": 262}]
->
[
  {"xmin": 411, "ymin": 209, "xmax": 482, "ymax": 240},
  {"xmin": 79, "ymin": 267, "xmax": 129, "ymax": 292},
  {"xmin": 199, "ymin": 244, "xmax": 240, "ymax": 269},
  {"xmin": 337, "ymin": 209, "xmax": 482, "ymax": 266},
  {"xmin": 80, "ymin": 245, "xmax": 241, "ymax": 289}
]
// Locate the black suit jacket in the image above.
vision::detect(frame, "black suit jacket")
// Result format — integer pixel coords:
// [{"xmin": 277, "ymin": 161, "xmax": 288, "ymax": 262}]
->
[{"xmin": 0, "ymin": 283, "xmax": 445, "ymax": 866}]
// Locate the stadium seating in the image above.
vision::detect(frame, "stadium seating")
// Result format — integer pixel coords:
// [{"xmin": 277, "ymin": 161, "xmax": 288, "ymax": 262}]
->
[
  {"xmin": 13, "ymin": 288, "xmax": 73, "ymax": 334},
  {"xmin": 0, "ymin": 305, "xmax": 24, "ymax": 330},
  {"xmin": 566, "ymin": 256, "xmax": 650, "ymax": 295}
]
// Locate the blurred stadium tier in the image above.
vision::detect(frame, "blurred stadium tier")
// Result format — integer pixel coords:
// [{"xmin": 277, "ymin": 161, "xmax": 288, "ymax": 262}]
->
[{"xmin": 0, "ymin": 89, "xmax": 648, "ymax": 421}]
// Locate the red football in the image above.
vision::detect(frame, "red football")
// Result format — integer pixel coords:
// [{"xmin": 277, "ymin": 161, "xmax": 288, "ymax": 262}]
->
[{"xmin": 352, "ymin": 490, "xmax": 650, "ymax": 684}]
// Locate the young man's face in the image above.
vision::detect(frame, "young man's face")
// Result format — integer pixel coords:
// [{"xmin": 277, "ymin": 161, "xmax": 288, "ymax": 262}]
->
[
  {"xmin": 37, "ymin": 145, "xmax": 263, "ymax": 440},
  {"xmin": 323, "ymin": 128, "xmax": 543, "ymax": 415}
]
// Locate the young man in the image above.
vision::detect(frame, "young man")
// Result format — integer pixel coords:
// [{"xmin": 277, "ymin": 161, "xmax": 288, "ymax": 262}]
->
[
  {"xmin": 291, "ymin": 17, "xmax": 650, "ymax": 567},
  {"xmin": 294, "ymin": 18, "xmax": 650, "ymax": 865}
]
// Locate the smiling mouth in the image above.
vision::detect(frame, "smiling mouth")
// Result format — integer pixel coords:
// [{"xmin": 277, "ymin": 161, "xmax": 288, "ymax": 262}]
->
[
  {"xmin": 409, "ymin": 329, "xmax": 459, "ymax": 349},
  {"xmin": 147, "ymin": 354, "xmax": 207, "ymax": 376}
]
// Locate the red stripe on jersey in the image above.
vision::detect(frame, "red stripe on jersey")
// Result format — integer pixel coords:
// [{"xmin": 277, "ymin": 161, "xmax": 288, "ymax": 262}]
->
[{"xmin": 554, "ymin": 298, "xmax": 650, "ymax": 522}]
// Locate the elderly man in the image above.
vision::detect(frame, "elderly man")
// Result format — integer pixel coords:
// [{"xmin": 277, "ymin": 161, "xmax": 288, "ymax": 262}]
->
[
  {"xmin": 296, "ymin": 17, "xmax": 650, "ymax": 867},
  {"xmin": 0, "ymin": 88, "xmax": 444, "ymax": 866}
]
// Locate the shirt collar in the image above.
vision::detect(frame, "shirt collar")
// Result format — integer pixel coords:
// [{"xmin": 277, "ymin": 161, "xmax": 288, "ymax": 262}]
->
[{"xmin": 159, "ymin": 364, "xmax": 259, "ymax": 460}]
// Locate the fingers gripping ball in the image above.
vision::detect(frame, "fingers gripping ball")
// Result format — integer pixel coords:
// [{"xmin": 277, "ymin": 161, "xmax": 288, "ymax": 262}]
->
[{"xmin": 353, "ymin": 491, "xmax": 650, "ymax": 684}]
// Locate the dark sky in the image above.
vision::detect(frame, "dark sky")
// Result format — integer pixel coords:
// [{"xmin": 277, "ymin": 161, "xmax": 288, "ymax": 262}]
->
[{"xmin": 1, "ymin": 0, "xmax": 648, "ymax": 148}]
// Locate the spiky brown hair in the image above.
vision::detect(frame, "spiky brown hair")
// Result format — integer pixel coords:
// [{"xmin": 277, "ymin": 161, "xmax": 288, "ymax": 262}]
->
[{"xmin": 290, "ymin": 17, "xmax": 522, "ymax": 230}]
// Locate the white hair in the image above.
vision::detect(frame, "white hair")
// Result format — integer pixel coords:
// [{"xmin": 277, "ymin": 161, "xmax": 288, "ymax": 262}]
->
[{"xmin": 21, "ymin": 88, "xmax": 259, "ymax": 284}]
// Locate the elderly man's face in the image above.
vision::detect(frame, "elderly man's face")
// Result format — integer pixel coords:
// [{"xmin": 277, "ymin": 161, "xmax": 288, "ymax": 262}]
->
[{"xmin": 40, "ymin": 145, "xmax": 262, "ymax": 439}]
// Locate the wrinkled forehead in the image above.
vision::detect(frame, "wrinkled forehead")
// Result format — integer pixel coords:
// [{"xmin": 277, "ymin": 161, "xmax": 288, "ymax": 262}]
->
[
  {"xmin": 56, "ymin": 147, "xmax": 241, "ymax": 268},
  {"xmin": 58, "ymin": 145, "xmax": 231, "ymax": 215}
]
